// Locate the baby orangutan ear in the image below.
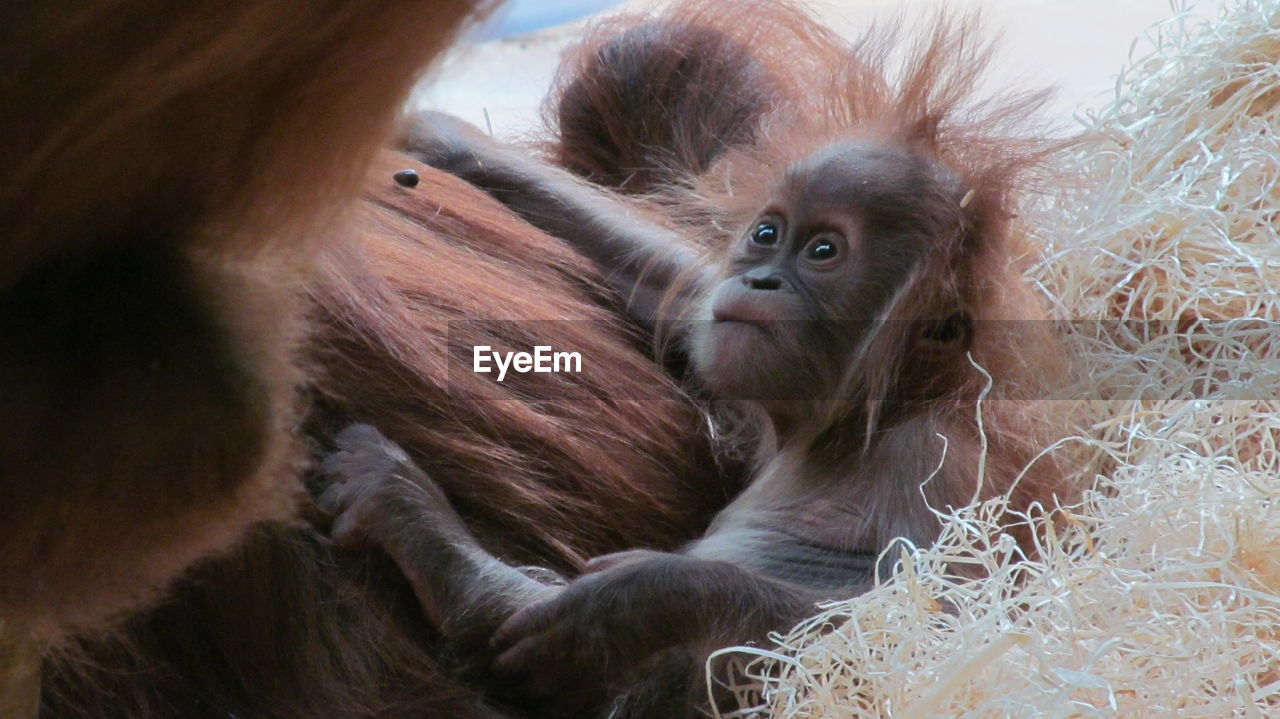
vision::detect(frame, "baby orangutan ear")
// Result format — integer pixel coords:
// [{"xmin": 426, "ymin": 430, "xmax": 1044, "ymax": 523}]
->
[{"xmin": 920, "ymin": 310, "xmax": 972, "ymax": 347}]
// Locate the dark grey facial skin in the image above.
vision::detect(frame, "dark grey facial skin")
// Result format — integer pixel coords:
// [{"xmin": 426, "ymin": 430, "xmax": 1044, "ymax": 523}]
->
[{"xmin": 688, "ymin": 142, "xmax": 943, "ymax": 413}]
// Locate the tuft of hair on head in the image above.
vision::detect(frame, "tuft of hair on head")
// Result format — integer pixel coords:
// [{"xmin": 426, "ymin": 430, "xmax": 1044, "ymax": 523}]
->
[
  {"xmin": 750, "ymin": 11, "xmax": 1060, "ymax": 231},
  {"xmin": 684, "ymin": 7, "xmax": 1066, "ymax": 301}
]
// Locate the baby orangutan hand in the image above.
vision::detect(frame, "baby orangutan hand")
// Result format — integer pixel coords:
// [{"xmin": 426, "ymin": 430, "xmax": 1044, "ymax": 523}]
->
[
  {"xmin": 316, "ymin": 424, "xmax": 466, "ymax": 551},
  {"xmin": 489, "ymin": 550, "xmax": 707, "ymax": 707}
]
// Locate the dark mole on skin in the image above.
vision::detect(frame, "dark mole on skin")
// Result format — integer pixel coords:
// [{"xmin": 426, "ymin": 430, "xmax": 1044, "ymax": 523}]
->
[{"xmin": 393, "ymin": 169, "xmax": 420, "ymax": 188}]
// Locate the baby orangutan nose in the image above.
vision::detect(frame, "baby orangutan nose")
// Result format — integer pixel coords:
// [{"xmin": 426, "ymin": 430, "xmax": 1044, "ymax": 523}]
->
[{"xmin": 741, "ymin": 267, "xmax": 788, "ymax": 291}]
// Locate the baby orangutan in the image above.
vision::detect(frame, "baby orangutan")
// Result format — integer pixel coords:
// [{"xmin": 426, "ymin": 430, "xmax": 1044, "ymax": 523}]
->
[{"xmin": 319, "ymin": 11, "xmax": 1070, "ymax": 719}]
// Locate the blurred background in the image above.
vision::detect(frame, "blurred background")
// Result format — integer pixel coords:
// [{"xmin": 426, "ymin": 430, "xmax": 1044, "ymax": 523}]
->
[{"xmin": 415, "ymin": 0, "xmax": 1227, "ymax": 138}]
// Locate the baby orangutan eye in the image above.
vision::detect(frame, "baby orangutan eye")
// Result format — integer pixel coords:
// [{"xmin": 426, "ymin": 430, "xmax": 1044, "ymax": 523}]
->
[
  {"xmin": 804, "ymin": 236, "xmax": 839, "ymax": 262},
  {"xmin": 749, "ymin": 222, "xmax": 780, "ymax": 246}
]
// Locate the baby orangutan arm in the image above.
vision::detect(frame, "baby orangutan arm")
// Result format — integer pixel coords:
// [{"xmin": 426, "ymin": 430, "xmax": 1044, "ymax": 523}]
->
[
  {"xmin": 317, "ymin": 425, "xmax": 823, "ymax": 711},
  {"xmin": 316, "ymin": 424, "xmax": 554, "ymax": 670},
  {"xmin": 488, "ymin": 549, "xmax": 818, "ymax": 698},
  {"xmin": 400, "ymin": 112, "xmax": 709, "ymax": 324}
]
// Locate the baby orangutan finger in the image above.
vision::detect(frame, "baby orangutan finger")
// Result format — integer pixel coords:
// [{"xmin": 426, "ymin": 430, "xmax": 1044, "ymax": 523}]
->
[
  {"xmin": 312, "ymin": 424, "xmax": 438, "ymax": 549},
  {"xmin": 491, "ymin": 632, "xmax": 546, "ymax": 678},
  {"xmin": 490, "ymin": 595, "xmax": 560, "ymax": 652},
  {"xmin": 581, "ymin": 549, "xmax": 663, "ymax": 575},
  {"xmin": 315, "ymin": 478, "xmax": 373, "ymax": 546},
  {"xmin": 494, "ymin": 626, "xmax": 594, "ymax": 701},
  {"xmin": 332, "ymin": 422, "xmax": 391, "ymax": 452}
]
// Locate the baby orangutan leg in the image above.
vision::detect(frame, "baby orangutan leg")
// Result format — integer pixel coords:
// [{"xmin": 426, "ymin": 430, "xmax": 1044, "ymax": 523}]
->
[{"xmin": 316, "ymin": 424, "xmax": 559, "ymax": 665}]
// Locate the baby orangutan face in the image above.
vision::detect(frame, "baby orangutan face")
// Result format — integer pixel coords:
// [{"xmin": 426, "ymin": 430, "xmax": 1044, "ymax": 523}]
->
[{"xmin": 688, "ymin": 141, "xmax": 951, "ymax": 403}]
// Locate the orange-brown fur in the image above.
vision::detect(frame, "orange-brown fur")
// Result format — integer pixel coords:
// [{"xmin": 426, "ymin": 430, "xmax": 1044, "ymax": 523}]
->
[
  {"xmin": 41, "ymin": 156, "xmax": 729, "ymax": 719},
  {"xmin": 309, "ymin": 156, "xmax": 730, "ymax": 564}
]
